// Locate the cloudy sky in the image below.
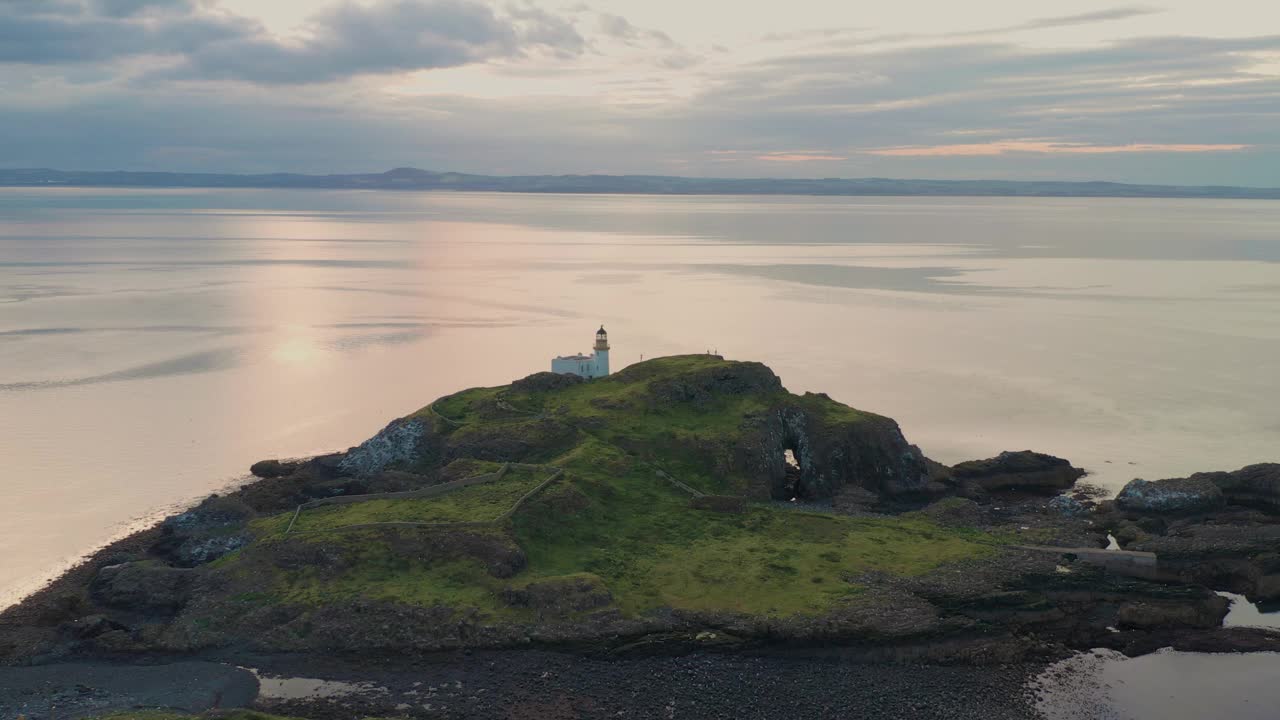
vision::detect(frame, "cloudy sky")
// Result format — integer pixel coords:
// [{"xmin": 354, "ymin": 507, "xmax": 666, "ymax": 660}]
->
[{"xmin": 3, "ymin": 0, "xmax": 1279, "ymax": 184}]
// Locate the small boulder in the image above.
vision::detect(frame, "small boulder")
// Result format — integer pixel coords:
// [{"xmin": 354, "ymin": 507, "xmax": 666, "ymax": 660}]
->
[
  {"xmin": 951, "ymin": 451, "xmax": 1085, "ymax": 494},
  {"xmin": 1116, "ymin": 477, "xmax": 1225, "ymax": 515}
]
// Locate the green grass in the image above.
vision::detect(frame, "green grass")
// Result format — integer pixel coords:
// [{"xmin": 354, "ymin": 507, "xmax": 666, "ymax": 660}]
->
[
  {"xmin": 290, "ymin": 465, "xmax": 551, "ymax": 531},
  {"xmin": 494, "ymin": 357, "xmax": 783, "ymax": 495},
  {"xmin": 221, "ymin": 355, "xmax": 1005, "ymax": 620},
  {"xmin": 276, "ymin": 553, "xmax": 514, "ymax": 611},
  {"xmin": 415, "ymin": 385, "xmax": 504, "ymax": 424},
  {"xmin": 247, "ymin": 465, "xmax": 555, "ymax": 538},
  {"xmin": 514, "ymin": 456, "xmax": 995, "ymax": 615},
  {"xmin": 643, "ymin": 513, "xmax": 988, "ymax": 614}
]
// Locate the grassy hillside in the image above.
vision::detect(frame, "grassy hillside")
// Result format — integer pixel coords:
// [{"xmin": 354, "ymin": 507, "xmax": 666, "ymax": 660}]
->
[{"xmin": 211, "ymin": 356, "xmax": 999, "ymax": 621}]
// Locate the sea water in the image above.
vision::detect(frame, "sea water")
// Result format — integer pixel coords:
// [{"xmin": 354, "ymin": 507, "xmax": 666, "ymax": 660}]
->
[{"xmin": 2, "ymin": 188, "xmax": 1278, "ymax": 609}]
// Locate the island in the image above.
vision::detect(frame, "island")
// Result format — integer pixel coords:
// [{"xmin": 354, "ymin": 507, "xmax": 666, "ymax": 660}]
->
[
  {"xmin": 4, "ymin": 167, "xmax": 1280, "ymax": 200},
  {"xmin": 2, "ymin": 354, "xmax": 1278, "ymax": 719}
]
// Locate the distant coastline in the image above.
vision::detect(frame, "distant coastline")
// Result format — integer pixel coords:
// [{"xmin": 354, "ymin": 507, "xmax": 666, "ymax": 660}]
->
[{"xmin": 3, "ymin": 167, "xmax": 1279, "ymax": 200}]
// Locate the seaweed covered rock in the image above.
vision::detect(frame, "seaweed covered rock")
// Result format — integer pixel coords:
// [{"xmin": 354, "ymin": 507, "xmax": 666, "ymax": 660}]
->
[{"xmin": 1116, "ymin": 477, "xmax": 1224, "ymax": 515}]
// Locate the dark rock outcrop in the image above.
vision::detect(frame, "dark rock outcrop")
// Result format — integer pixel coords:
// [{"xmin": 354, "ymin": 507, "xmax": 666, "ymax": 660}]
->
[
  {"xmin": 1116, "ymin": 477, "xmax": 1224, "ymax": 514},
  {"xmin": 1192, "ymin": 463, "xmax": 1280, "ymax": 511},
  {"xmin": 735, "ymin": 398, "xmax": 930, "ymax": 501},
  {"xmin": 339, "ymin": 418, "xmax": 430, "ymax": 477},
  {"xmin": 152, "ymin": 495, "xmax": 253, "ymax": 567},
  {"xmin": 950, "ymin": 451, "xmax": 1084, "ymax": 495},
  {"xmin": 1095, "ymin": 463, "xmax": 1280, "ymax": 603},
  {"xmin": 641, "ymin": 360, "xmax": 783, "ymax": 409},
  {"xmin": 90, "ymin": 563, "xmax": 194, "ymax": 613},
  {"xmin": 1116, "ymin": 596, "xmax": 1230, "ymax": 630},
  {"xmin": 249, "ymin": 459, "xmax": 299, "ymax": 478}
]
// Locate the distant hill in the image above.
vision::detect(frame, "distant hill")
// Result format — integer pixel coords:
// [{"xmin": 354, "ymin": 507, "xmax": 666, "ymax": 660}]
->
[{"xmin": 2, "ymin": 166, "xmax": 1278, "ymax": 199}]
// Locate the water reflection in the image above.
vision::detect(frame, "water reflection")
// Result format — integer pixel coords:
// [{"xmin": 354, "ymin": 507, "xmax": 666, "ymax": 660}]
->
[
  {"xmin": 245, "ymin": 668, "xmax": 387, "ymax": 700},
  {"xmin": 1036, "ymin": 649, "xmax": 1280, "ymax": 720},
  {"xmin": 1219, "ymin": 592, "xmax": 1280, "ymax": 629}
]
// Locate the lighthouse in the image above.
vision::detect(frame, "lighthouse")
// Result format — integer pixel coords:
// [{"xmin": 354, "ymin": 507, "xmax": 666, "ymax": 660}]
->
[
  {"xmin": 593, "ymin": 325, "xmax": 610, "ymax": 376},
  {"xmin": 551, "ymin": 326, "xmax": 611, "ymax": 379}
]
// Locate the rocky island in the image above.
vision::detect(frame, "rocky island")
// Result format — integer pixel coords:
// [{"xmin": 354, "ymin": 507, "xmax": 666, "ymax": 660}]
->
[{"xmin": 2, "ymin": 355, "xmax": 1278, "ymax": 719}]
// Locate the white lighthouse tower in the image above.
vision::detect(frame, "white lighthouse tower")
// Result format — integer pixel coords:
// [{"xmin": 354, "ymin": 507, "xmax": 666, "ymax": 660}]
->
[
  {"xmin": 593, "ymin": 325, "xmax": 610, "ymax": 376},
  {"xmin": 551, "ymin": 326, "xmax": 611, "ymax": 379}
]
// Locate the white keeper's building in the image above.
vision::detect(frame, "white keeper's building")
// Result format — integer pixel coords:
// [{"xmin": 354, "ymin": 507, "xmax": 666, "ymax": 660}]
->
[{"xmin": 551, "ymin": 326, "xmax": 611, "ymax": 379}]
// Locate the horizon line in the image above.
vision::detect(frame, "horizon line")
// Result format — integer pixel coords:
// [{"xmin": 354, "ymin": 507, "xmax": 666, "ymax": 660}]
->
[{"xmin": 2, "ymin": 167, "xmax": 1278, "ymax": 197}]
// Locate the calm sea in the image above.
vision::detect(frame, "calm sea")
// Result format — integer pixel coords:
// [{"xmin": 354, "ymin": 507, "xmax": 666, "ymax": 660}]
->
[{"xmin": 2, "ymin": 188, "xmax": 1279, "ymax": 609}]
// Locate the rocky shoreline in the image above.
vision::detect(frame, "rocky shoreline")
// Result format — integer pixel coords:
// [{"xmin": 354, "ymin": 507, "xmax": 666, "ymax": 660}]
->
[{"xmin": 0, "ymin": 651, "xmax": 1052, "ymax": 720}]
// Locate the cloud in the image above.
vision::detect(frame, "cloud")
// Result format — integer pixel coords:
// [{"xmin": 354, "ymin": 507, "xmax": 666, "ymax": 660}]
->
[
  {"xmin": 942, "ymin": 6, "xmax": 1165, "ymax": 39},
  {"xmin": 0, "ymin": 1, "xmax": 253, "ymax": 64},
  {"xmin": 597, "ymin": 12, "xmax": 674, "ymax": 47},
  {"xmin": 1021, "ymin": 6, "xmax": 1162, "ymax": 30},
  {"xmin": 92, "ymin": 0, "xmax": 194, "ymax": 16},
  {"xmin": 0, "ymin": 0, "xmax": 587, "ymax": 83},
  {"xmin": 755, "ymin": 152, "xmax": 846, "ymax": 162},
  {"xmin": 865, "ymin": 141, "xmax": 1251, "ymax": 156},
  {"xmin": 175, "ymin": 0, "xmax": 586, "ymax": 84},
  {"xmin": 1, "ymin": 3, "xmax": 1278, "ymax": 186}
]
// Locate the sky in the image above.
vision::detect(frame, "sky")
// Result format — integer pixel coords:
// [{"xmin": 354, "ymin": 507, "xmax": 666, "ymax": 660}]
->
[{"xmin": 2, "ymin": 0, "xmax": 1279, "ymax": 185}]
